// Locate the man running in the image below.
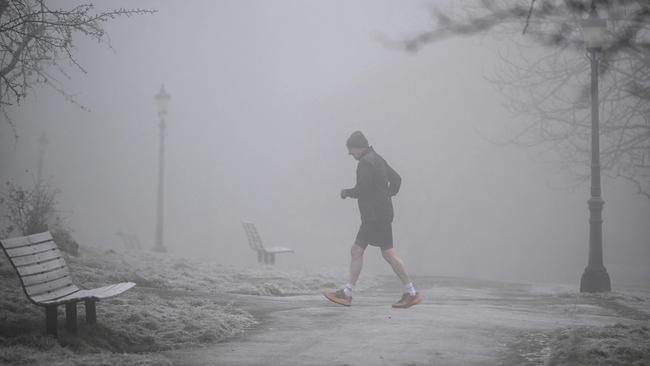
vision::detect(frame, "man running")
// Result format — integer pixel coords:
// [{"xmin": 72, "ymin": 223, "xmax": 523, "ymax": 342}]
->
[{"xmin": 324, "ymin": 131, "xmax": 421, "ymax": 309}]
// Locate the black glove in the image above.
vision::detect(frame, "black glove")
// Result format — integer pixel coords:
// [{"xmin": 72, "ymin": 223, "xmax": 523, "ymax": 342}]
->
[{"xmin": 340, "ymin": 189, "xmax": 348, "ymax": 199}]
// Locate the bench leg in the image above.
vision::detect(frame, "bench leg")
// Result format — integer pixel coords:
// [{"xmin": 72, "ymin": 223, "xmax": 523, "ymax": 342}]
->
[
  {"xmin": 45, "ymin": 306, "xmax": 58, "ymax": 336},
  {"xmin": 257, "ymin": 251, "xmax": 263, "ymax": 263},
  {"xmin": 65, "ymin": 302, "xmax": 77, "ymax": 333},
  {"xmin": 270, "ymin": 253, "xmax": 275, "ymax": 265},
  {"xmin": 85, "ymin": 300, "xmax": 97, "ymax": 324}
]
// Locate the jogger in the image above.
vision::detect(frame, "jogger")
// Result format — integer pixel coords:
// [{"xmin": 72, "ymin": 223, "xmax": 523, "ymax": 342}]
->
[{"xmin": 324, "ymin": 131, "xmax": 421, "ymax": 308}]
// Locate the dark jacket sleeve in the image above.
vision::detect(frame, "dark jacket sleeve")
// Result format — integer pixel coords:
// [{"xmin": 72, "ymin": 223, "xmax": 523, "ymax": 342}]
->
[
  {"xmin": 345, "ymin": 160, "xmax": 373, "ymax": 199},
  {"xmin": 387, "ymin": 163, "xmax": 401, "ymax": 196}
]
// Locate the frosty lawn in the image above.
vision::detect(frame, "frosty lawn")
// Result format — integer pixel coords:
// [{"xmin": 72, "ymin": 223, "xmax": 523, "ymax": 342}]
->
[
  {"xmin": 0, "ymin": 245, "xmax": 349, "ymax": 365},
  {"xmin": 1, "ymin": 246, "xmax": 649, "ymax": 366}
]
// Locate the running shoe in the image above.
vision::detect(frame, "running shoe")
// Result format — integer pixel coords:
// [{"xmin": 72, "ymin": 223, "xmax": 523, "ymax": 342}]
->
[
  {"xmin": 324, "ymin": 289, "xmax": 352, "ymax": 306},
  {"xmin": 392, "ymin": 292, "xmax": 422, "ymax": 308}
]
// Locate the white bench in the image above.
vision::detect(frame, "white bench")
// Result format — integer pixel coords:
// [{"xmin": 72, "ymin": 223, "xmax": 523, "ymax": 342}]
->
[
  {"xmin": 241, "ymin": 222, "xmax": 294, "ymax": 265},
  {"xmin": 0, "ymin": 231, "xmax": 135, "ymax": 335}
]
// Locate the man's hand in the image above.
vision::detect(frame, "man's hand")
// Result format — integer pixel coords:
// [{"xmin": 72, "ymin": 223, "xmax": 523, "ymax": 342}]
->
[{"xmin": 340, "ymin": 189, "xmax": 348, "ymax": 199}]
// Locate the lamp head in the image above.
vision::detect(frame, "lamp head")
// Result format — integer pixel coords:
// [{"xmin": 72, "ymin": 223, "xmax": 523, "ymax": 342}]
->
[
  {"xmin": 154, "ymin": 84, "xmax": 171, "ymax": 116},
  {"xmin": 580, "ymin": 9, "xmax": 607, "ymax": 49}
]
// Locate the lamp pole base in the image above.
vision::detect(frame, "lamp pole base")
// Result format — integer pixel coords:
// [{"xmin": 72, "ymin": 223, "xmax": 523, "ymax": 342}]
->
[{"xmin": 580, "ymin": 266, "xmax": 611, "ymax": 292}]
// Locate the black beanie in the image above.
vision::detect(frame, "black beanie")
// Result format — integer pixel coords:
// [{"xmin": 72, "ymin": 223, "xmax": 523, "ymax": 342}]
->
[{"xmin": 346, "ymin": 130, "xmax": 369, "ymax": 148}]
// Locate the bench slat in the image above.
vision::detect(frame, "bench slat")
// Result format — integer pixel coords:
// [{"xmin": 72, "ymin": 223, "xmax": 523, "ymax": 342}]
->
[
  {"xmin": 16, "ymin": 257, "xmax": 66, "ymax": 276},
  {"xmin": 242, "ymin": 222, "xmax": 263, "ymax": 250},
  {"xmin": 11, "ymin": 249, "xmax": 62, "ymax": 267},
  {"xmin": 43, "ymin": 282, "xmax": 136, "ymax": 304},
  {"xmin": 84, "ymin": 282, "xmax": 136, "ymax": 298},
  {"xmin": 5, "ymin": 240, "xmax": 57, "ymax": 258},
  {"xmin": 30, "ymin": 284, "xmax": 80, "ymax": 304},
  {"xmin": 264, "ymin": 246, "xmax": 294, "ymax": 254},
  {"xmin": 21, "ymin": 267, "xmax": 70, "ymax": 287},
  {"xmin": 1, "ymin": 232, "xmax": 53, "ymax": 249},
  {"xmin": 25, "ymin": 276, "xmax": 74, "ymax": 296}
]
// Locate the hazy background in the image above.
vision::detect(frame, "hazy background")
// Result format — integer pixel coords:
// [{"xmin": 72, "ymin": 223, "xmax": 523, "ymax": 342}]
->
[{"xmin": 1, "ymin": 0, "xmax": 648, "ymax": 288}]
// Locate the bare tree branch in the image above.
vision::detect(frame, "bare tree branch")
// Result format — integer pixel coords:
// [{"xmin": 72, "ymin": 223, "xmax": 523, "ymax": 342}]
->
[
  {"xmin": 396, "ymin": 0, "xmax": 650, "ymax": 199},
  {"xmin": 0, "ymin": 1, "xmax": 156, "ymax": 130}
]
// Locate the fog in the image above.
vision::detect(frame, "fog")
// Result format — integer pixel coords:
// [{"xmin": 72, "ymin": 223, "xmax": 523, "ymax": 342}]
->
[{"xmin": 1, "ymin": 0, "xmax": 648, "ymax": 288}]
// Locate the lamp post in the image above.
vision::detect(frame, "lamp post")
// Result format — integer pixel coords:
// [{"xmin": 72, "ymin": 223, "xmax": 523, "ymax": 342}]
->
[
  {"xmin": 153, "ymin": 85, "xmax": 171, "ymax": 253},
  {"xmin": 579, "ymin": 7, "xmax": 611, "ymax": 292}
]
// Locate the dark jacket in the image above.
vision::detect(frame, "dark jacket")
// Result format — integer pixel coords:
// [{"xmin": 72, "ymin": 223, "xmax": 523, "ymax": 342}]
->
[{"xmin": 344, "ymin": 147, "xmax": 401, "ymax": 222}]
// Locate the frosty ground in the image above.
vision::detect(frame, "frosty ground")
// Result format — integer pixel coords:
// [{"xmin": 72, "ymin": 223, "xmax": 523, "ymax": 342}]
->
[{"xmin": 1, "ymin": 247, "xmax": 649, "ymax": 366}]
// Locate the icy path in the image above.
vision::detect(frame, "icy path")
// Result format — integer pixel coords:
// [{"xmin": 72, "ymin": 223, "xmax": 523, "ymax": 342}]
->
[{"xmin": 165, "ymin": 277, "xmax": 649, "ymax": 366}]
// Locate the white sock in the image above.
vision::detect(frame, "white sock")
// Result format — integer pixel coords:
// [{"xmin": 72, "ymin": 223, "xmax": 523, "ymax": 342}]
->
[
  {"xmin": 405, "ymin": 282, "xmax": 416, "ymax": 296},
  {"xmin": 343, "ymin": 283, "xmax": 353, "ymax": 297}
]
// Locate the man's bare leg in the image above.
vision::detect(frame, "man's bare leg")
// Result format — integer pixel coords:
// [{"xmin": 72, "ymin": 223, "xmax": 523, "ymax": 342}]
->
[
  {"xmin": 349, "ymin": 243, "xmax": 366, "ymax": 286},
  {"xmin": 324, "ymin": 243, "xmax": 365, "ymax": 305},
  {"xmin": 382, "ymin": 248, "xmax": 421, "ymax": 308},
  {"xmin": 381, "ymin": 248, "xmax": 410, "ymax": 285}
]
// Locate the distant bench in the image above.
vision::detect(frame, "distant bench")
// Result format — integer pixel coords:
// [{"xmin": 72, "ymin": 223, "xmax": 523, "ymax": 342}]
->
[
  {"xmin": 241, "ymin": 222, "xmax": 294, "ymax": 265},
  {"xmin": 0, "ymin": 232, "xmax": 135, "ymax": 335}
]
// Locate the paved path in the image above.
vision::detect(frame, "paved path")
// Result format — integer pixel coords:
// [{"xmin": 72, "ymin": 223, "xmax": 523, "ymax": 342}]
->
[{"xmin": 166, "ymin": 277, "xmax": 648, "ymax": 366}]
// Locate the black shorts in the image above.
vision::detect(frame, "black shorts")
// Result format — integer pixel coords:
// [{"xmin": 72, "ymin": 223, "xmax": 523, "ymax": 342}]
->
[{"xmin": 355, "ymin": 220, "xmax": 393, "ymax": 250}]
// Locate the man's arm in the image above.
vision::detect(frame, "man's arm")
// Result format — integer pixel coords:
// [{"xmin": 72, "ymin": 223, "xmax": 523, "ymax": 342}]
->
[
  {"xmin": 387, "ymin": 163, "xmax": 401, "ymax": 196},
  {"xmin": 342, "ymin": 161, "xmax": 373, "ymax": 199}
]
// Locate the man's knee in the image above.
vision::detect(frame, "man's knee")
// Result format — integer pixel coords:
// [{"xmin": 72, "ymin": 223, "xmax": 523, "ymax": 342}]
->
[
  {"xmin": 381, "ymin": 248, "xmax": 398, "ymax": 262},
  {"xmin": 351, "ymin": 243, "xmax": 365, "ymax": 259}
]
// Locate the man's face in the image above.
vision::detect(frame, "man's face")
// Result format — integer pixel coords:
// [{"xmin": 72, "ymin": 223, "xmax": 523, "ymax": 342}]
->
[{"xmin": 348, "ymin": 147, "xmax": 366, "ymax": 160}]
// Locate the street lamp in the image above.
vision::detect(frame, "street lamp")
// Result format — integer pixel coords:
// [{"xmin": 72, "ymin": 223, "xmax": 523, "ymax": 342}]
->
[
  {"xmin": 579, "ymin": 7, "xmax": 611, "ymax": 292},
  {"xmin": 153, "ymin": 85, "xmax": 171, "ymax": 253}
]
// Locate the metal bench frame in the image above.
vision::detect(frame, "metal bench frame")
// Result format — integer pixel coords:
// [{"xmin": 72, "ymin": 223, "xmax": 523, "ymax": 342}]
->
[
  {"xmin": 241, "ymin": 222, "xmax": 294, "ymax": 264},
  {"xmin": 0, "ymin": 231, "xmax": 135, "ymax": 335}
]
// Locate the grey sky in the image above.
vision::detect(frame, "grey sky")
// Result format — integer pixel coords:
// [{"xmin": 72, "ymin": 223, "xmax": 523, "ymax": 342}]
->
[{"xmin": 1, "ymin": 0, "xmax": 648, "ymax": 288}]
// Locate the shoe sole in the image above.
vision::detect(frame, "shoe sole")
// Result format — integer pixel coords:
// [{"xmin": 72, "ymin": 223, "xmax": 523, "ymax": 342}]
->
[{"xmin": 324, "ymin": 292, "xmax": 351, "ymax": 306}]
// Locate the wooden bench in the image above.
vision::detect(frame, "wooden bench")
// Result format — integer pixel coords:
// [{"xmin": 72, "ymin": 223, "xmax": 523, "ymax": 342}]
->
[
  {"xmin": 241, "ymin": 222, "xmax": 294, "ymax": 265},
  {"xmin": 0, "ymin": 231, "xmax": 135, "ymax": 335}
]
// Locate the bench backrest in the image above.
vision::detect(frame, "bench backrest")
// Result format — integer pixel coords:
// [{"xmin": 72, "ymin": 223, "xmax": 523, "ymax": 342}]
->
[
  {"xmin": 0, "ymin": 232, "xmax": 80, "ymax": 305},
  {"xmin": 241, "ymin": 222, "xmax": 264, "ymax": 251}
]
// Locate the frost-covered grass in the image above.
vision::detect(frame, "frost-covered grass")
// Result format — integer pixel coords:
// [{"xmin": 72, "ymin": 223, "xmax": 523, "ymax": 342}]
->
[
  {"xmin": 498, "ymin": 288, "xmax": 650, "ymax": 366},
  {"xmin": 0, "ymin": 244, "xmax": 347, "ymax": 365},
  {"xmin": 66, "ymin": 246, "xmax": 359, "ymax": 297},
  {"xmin": 546, "ymin": 323, "xmax": 650, "ymax": 366},
  {"xmin": 542, "ymin": 290, "xmax": 650, "ymax": 366}
]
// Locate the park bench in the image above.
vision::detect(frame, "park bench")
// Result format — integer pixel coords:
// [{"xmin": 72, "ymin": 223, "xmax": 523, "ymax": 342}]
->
[
  {"xmin": 241, "ymin": 222, "xmax": 294, "ymax": 264},
  {"xmin": 0, "ymin": 231, "xmax": 135, "ymax": 336}
]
